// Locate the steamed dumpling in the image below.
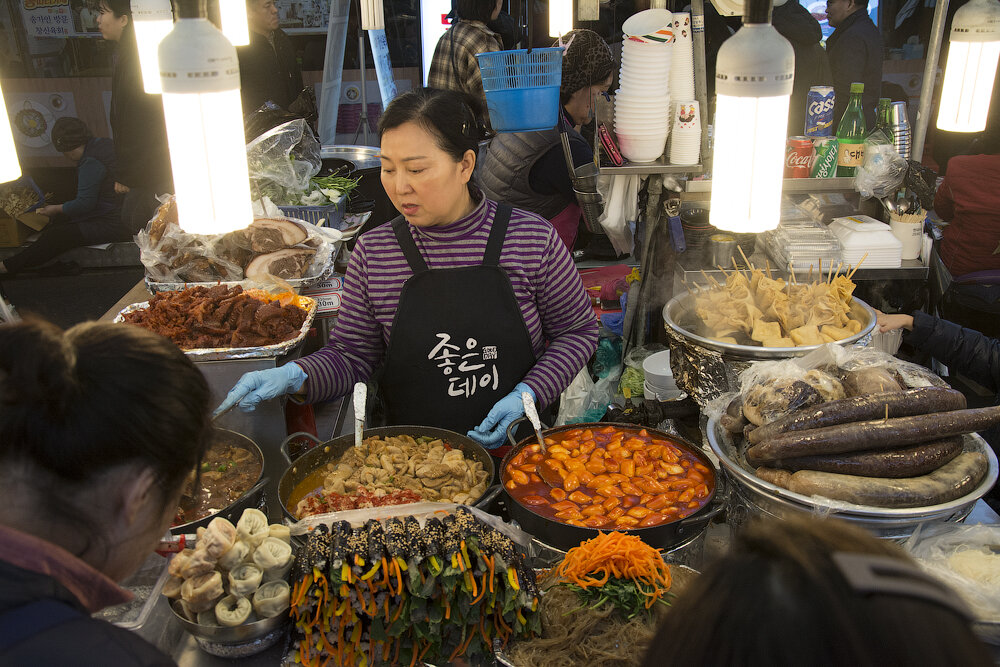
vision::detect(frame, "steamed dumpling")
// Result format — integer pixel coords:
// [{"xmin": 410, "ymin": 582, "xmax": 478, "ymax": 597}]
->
[
  {"xmin": 162, "ymin": 576, "xmax": 184, "ymax": 599},
  {"xmin": 181, "ymin": 571, "xmax": 224, "ymax": 613},
  {"xmin": 252, "ymin": 537, "xmax": 294, "ymax": 582},
  {"xmin": 197, "ymin": 610, "xmax": 220, "ymax": 627},
  {"xmin": 215, "ymin": 595, "xmax": 253, "ymax": 627},
  {"xmin": 217, "ymin": 540, "xmax": 251, "ymax": 571},
  {"xmin": 199, "ymin": 517, "xmax": 237, "ymax": 559},
  {"xmin": 252, "ymin": 580, "xmax": 290, "ymax": 619},
  {"xmin": 268, "ymin": 523, "xmax": 291, "ymax": 544},
  {"xmin": 236, "ymin": 509, "xmax": 269, "ymax": 548},
  {"xmin": 228, "ymin": 563, "xmax": 263, "ymax": 597},
  {"xmin": 169, "ymin": 548, "xmax": 213, "ymax": 579}
]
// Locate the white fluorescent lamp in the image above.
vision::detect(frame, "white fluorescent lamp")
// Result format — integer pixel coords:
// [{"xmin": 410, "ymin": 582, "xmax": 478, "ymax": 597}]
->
[
  {"xmin": 219, "ymin": 0, "xmax": 249, "ymax": 46},
  {"xmin": 131, "ymin": 0, "xmax": 173, "ymax": 94},
  {"xmin": 549, "ymin": 0, "xmax": 573, "ymax": 37},
  {"xmin": 360, "ymin": 0, "xmax": 385, "ymax": 31},
  {"xmin": 0, "ymin": 83, "xmax": 21, "ymax": 183},
  {"xmin": 159, "ymin": 0, "xmax": 252, "ymax": 235},
  {"xmin": 936, "ymin": 0, "xmax": 1000, "ymax": 132},
  {"xmin": 710, "ymin": 0, "xmax": 792, "ymax": 234}
]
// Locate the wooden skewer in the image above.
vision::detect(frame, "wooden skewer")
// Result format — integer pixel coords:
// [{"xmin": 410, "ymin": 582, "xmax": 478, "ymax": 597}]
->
[
  {"xmin": 765, "ymin": 260, "xmax": 773, "ymax": 280},
  {"xmin": 835, "ymin": 262, "xmax": 843, "ymax": 279},
  {"xmin": 818, "ymin": 258, "xmax": 823, "ymax": 281},
  {"xmin": 717, "ymin": 265, "xmax": 732, "ymax": 281},
  {"xmin": 700, "ymin": 269, "xmax": 722, "ymax": 289},
  {"xmin": 846, "ymin": 252, "xmax": 869, "ymax": 280},
  {"xmin": 788, "ymin": 262, "xmax": 797, "ymax": 285},
  {"xmin": 827, "ymin": 261, "xmax": 835, "ymax": 284},
  {"xmin": 737, "ymin": 245, "xmax": 755, "ymax": 273},
  {"xmin": 807, "ymin": 265, "xmax": 814, "ymax": 283}
]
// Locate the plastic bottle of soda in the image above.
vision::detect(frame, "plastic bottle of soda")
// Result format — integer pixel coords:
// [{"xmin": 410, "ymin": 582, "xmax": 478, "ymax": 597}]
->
[
  {"xmin": 868, "ymin": 97, "xmax": 893, "ymax": 143},
  {"xmin": 836, "ymin": 82, "xmax": 866, "ymax": 177}
]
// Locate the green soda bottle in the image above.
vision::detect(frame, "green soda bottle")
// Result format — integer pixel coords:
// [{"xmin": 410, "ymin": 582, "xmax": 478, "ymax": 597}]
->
[
  {"xmin": 868, "ymin": 97, "xmax": 893, "ymax": 143},
  {"xmin": 836, "ymin": 82, "xmax": 866, "ymax": 177}
]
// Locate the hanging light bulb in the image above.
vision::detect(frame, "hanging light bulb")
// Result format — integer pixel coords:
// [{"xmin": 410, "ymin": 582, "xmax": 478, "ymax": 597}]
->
[
  {"xmin": 159, "ymin": 0, "xmax": 252, "ymax": 235},
  {"xmin": 131, "ymin": 0, "xmax": 173, "ymax": 94},
  {"xmin": 219, "ymin": 0, "xmax": 249, "ymax": 46},
  {"xmin": 360, "ymin": 0, "xmax": 385, "ymax": 31},
  {"xmin": 710, "ymin": 0, "xmax": 792, "ymax": 234},
  {"xmin": 936, "ymin": 0, "xmax": 1000, "ymax": 133},
  {"xmin": 549, "ymin": 0, "xmax": 573, "ymax": 37},
  {"xmin": 0, "ymin": 83, "xmax": 21, "ymax": 183}
]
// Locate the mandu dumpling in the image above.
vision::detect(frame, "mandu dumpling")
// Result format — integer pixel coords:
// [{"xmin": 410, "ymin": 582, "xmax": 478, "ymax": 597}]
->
[
  {"xmin": 217, "ymin": 539, "xmax": 252, "ymax": 571},
  {"xmin": 253, "ymin": 580, "xmax": 290, "ymax": 619},
  {"xmin": 215, "ymin": 595, "xmax": 253, "ymax": 627},
  {"xmin": 228, "ymin": 563, "xmax": 263, "ymax": 597},
  {"xmin": 198, "ymin": 517, "xmax": 237, "ymax": 560},
  {"xmin": 180, "ymin": 571, "xmax": 224, "ymax": 613},
  {"xmin": 252, "ymin": 537, "xmax": 293, "ymax": 582},
  {"xmin": 268, "ymin": 523, "xmax": 291, "ymax": 544},
  {"xmin": 236, "ymin": 508, "xmax": 269, "ymax": 548}
]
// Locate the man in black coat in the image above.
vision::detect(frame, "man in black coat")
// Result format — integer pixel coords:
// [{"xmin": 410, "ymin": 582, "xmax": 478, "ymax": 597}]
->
[
  {"xmin": 825, "ymin": 0, "xmax": 882, "ymax": 128},
  {"xmin": 772, "ymin": 0, "xmax": 830, "ymax": 136},
  {"xmin": 238, "ymin": 0, "xmax": 304, "ymax": 115}
]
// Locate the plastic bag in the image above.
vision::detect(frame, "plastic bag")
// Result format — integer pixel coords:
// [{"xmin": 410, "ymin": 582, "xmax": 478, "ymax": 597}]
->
[
  {"xmin": 246, "ymin": 118, "xmax": 321, "ymax": 203},
  {"xmin": 597, "ymin": 174, "xmax": 635, "ymax": 256},
  {"xmin": 856, "ymin": 131, "xmax": 907, "ymax": 200},
  {"xmin": 905, "ymin": 523, "xmax": 1000, "ymax": 624},
  {"xmin": 555, "ymin": 367, "xmax": 595, "ymax": 426}
]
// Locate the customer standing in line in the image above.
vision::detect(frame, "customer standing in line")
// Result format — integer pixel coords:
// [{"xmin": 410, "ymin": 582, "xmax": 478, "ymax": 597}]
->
[
  {"xmin": 97, "ymin": 0, "xmax": 173, "ymax": 234},
  {"xmin": 427, "ymin": 0, "xmax": 504, "ymax": 128},
  {"xmin": 825, "ymin": 0, "xmax": 882, "ymax": 128},
  {"xmin": 237, "ymin": 0, "xmax": 304, "ymax": 114}
]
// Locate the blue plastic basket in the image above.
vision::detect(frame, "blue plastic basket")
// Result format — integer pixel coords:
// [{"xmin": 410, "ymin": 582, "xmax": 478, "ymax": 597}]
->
[
  {"xmin": 476, "ymin": 47, "xmax": 563, "ymax": 132},
  {"xmin": 278, "ymin": 203, "xmax": 345, "ymax": 230}
]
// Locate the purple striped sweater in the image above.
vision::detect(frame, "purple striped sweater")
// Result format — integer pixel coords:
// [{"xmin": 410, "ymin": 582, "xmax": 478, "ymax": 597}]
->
[{"xmin": 295, "ymin": 197, "xmax": 599, "ymax": 408}]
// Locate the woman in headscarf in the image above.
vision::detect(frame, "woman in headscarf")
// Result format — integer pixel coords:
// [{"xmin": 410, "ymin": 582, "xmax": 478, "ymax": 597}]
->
[{"xmin": 479, "ymin": 29, "xmax": 614, "ymax": 250}]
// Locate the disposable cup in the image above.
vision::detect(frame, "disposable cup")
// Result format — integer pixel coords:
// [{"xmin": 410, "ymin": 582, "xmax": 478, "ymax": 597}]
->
[
  {"xmin": 622, "ymin": 9, "xmax": 674, "ymax": 42},
  {"xmin": 890, "ymin": 218, "xmax": 923, "ymax": 260}
]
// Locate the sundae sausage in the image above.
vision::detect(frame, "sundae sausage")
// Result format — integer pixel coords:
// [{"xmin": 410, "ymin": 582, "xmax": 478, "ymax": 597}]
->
[
  {"xmin": 746, "ymin": 405, "xmax": 1000, "ymax": 463},
  {"xmin": 754, "ymin": 467, "xmax": 793, "ymax": 489},
  {"xmin": 763, "ymin": 438, "xmax": 963, "ymax": 478},
  {"xmin": 786, "ymin": 452, "xmax": 988, "ymax": 508},
  {"xmin": 746, "ymin": 387, "xmax": 967, "ymax": 446}
]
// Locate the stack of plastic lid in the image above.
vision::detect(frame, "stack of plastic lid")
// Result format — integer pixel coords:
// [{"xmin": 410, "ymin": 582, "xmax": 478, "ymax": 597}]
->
[
  {"xmin": 764, "ymin": 217, "xmax": 842, "ymax": 271},
  {"xmin": 829, "ymin": 215, "xmax": 902, "ymax": 268},
  {"xmin": 679, "ymin": 207, "xmax": 716, "ymax": 265},
  {"xmin": 642, "ymin": 350, "xmax": 684, "ymax": 401}
]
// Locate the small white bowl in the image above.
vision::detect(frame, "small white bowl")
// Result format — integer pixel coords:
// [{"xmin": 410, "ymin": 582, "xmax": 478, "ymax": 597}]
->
[{"xmin": 617, "ymin": 132, "xmax": 668, "ymax": 162}]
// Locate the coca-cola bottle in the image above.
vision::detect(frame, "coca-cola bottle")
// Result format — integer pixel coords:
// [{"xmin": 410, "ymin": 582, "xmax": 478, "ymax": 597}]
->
[{"xmin": 836, "ymin": 83, "xmax": 866, "ymax": 177}]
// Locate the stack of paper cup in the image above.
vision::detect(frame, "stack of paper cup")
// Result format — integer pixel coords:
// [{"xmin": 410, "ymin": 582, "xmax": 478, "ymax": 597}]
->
[
  {"xmin": 669, "ymin": 13, "xmax": 695, "ymax": 102},
  {"xmin": 669, "ymin": 100, "xmax": 701, "ymax": 165},
  {"xmin": 615, "ymin": 9, "xmax": 674, "ymax": 162}
]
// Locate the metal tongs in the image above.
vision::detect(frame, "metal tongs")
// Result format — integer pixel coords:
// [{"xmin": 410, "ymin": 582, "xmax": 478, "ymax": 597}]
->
[{"xmin": 353, "ymin": 382, "xmax": 367, "ymax": 450}]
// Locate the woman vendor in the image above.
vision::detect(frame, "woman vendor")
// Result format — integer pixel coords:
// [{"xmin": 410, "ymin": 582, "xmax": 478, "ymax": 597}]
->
[
  {"xmin": 218, "ymin": 88, "xmax": 598, "ymax": 449},
  {"xmin": 479, "ymin": 29, "xmax": 614, "ymax": 251},
  {"xmin": 0, "ymin": 318, "xmax": 211, "ymax": 663}
]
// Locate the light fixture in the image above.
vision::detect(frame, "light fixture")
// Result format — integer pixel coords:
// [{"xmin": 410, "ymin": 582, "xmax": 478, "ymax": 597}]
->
[
  {"xmin": 936, "ymin": 0, "xmax": 1000, "ymax": 133},
  {"xmin": 0, "ymin": 83, "xmax": 21, "ymax": 183},
  {"xmin": 131, "ymin": 0, "xmax": 173, "ymax": 94},
  {"xmin": 360, "ymin": 0, "xmax": 384, "ymax": 31},
  {"xmin": 159, "ymin": 0, "xmax": 252, "ymax": 235},
  {"xmin": 219, "ymin": 0, "xmax": 249, "ymax": 46},
  {"xmin": 549, "ymin": 0, "xmax": 573, "ymax": 37},
  {"xmin": 709, "ymin": 0, "xmax": 792, "ymax": 234}
]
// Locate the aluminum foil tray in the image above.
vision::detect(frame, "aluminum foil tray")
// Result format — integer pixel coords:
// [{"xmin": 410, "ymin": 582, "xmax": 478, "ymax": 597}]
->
[{"xmin": 114, "ymin": 295, "xmax": 317, "ymax": 361}]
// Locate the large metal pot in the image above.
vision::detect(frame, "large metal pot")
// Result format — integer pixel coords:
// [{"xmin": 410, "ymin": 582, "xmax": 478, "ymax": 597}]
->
[
  {"xmin": 277, "ymin": 426, "xmax": 501, "ymax": 522},
  {"xmin": 706, "ymin": 417, "xmax": 1000, "ymax": 541},
  {"xmin": 500, "ymin": 422, "xmax": 728, "ymax": 551},
  {"xmin": 171, "ymin": 428, "xmax": 267, "ymax": 535},
  {"xmin": 663, "ymin": 293, "xmax": 877, "ymax": 405}
]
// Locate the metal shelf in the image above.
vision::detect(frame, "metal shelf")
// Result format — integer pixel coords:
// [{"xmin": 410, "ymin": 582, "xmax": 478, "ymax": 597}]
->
[
  {"xmin": 598, "ymin": 158, "xmax": 704, "ymax": 176},
  {"xmin": 674, "ymin": 256, "xmax": 929, "ymax": 286},
  {"xmin": 684, "ymin": 177, "xmax": 856, "ymax": 193}
]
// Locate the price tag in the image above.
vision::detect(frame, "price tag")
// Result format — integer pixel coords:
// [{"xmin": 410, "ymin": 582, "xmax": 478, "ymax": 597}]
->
[{"xmin": 302, "ymin": 276, "xmax": 345, "ymax": 315}]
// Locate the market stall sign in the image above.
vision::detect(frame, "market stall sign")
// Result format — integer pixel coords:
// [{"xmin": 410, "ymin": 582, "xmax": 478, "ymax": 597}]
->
[{"xmin": 20, "ymin": 0, "xmax": 74, "ymax": 38}]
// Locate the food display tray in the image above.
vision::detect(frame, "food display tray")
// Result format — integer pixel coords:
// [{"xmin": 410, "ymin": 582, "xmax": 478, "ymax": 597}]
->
[{"xmin": 114, "ymin": 295, "xmax": 317, "ymax": 362}]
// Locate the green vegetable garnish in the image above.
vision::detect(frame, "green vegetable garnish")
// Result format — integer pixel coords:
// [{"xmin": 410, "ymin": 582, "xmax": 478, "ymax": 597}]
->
[{"xmin": 563, "ymin": 577, "xmax": 673, "ymax": 620}]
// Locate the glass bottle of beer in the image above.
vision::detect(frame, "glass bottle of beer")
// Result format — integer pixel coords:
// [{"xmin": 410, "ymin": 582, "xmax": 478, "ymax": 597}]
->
[
  {"xmin": 836, "ymin": 83, "xmax": 866, "ymax": 177},
  {"xmin": 868, "ymin": 97, "xmax": 893, "ymax": 143}
]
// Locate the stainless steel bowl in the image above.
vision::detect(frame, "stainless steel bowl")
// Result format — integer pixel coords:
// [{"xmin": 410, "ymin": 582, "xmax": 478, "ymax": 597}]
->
[
  {"xmin": 319, "ymin": 144, "xmax": 380, "ymax": 170},
  {"xmin": 706, "ymin": 417, "xmax": 1000, "ymax": 541},
  {"xmin": 169, "ymin": 601, "xmax": 289, "ymax": 658}
]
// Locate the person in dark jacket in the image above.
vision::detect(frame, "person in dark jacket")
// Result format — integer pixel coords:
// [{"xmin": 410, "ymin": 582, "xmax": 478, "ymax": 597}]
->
[
  {"xmin": 0, "ymin": 317, "xmax": 211, "ymax": 665},
  {"xmin": 825, "ymin": 0, "xmax": 882, "ymax": 128},
  {"xmin": 98, "ymin": 0, "xmax": 173, "ymax": 235},
  {"xmin": 0, "ymin": 118, "xmax": 124, "ymax": 276},
  {"xmin": 238, "ymin": 0, "xmax": 304, "ymax": 114},
  {"xmin": 772, "ymin": 0, "xmax": 830, "ymax": 136},
  {"xmin": 877, "ymin": 310, "xmax": 1000, "ymax": 512}
]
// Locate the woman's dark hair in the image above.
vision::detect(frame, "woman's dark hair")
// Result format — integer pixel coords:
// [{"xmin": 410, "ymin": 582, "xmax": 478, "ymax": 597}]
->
[
  {"xmin": 454, "ymin": 0, "xmax": 495, "ymax": 23},
  {"xmin": 642, "ymin": 516, "xmax": 992, "ymax": 667},
  {"xmin": 98, "ymin": 0, "xmax": 131, "ymax": 19},
  {"xmin": 0, "ymin": 317, "xmax": 211, "ymax": 497},
  {"xmin": 378, "ymin": 87, "xmax": 490, "ymax": 196}
]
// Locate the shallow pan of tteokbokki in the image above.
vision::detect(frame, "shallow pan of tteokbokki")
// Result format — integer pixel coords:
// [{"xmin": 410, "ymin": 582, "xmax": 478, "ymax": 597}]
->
[{"xmin": 500, "ymin": 423, "xmax": 727, "ymax": 551}]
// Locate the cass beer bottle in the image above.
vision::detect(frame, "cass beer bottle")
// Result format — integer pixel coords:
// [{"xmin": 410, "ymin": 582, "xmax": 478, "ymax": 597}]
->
[{"xmin": 836, "ymin": 83, "xmax": 866, "ymax": 177}]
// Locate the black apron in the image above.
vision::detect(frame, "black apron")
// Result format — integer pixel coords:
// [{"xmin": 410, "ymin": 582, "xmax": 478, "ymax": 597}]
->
[{"xmin": 380, "ymin": 204, "xmax": 536, "ymax": 437}]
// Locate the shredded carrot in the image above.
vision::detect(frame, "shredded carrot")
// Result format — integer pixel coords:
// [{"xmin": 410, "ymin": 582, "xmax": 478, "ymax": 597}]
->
[{"xmin": 553, "ymin": 531, "xmax": 673, "ymax": 609}]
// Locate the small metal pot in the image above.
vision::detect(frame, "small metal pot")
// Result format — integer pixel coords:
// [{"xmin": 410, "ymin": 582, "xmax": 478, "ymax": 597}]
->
[
  {"xmin": 500, "ymin": 422, "xmax": 728, "ymax": 551},
  {"xmin": 277, "ymin": 426, "xmax": 501, "ymax": 522},
  {"xmin": 171, "ymin": 429, "xmax": 267, "ymax": 536}
]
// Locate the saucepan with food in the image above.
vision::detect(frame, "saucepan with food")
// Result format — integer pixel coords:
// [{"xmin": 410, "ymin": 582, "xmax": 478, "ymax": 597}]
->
[
  {"xmin": 501, "ymin": 423, "xmax": 727, "ymax": 551},
  {"xmin": 278, "ymin": 426, "xmax": 500, "ymax": 522},
  {"xmin": 172, "ymin": 428, "xmax": 267, "ymax": 535}
]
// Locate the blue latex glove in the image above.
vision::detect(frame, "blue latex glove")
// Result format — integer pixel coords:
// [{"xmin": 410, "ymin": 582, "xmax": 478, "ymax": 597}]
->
[
  {"xmin": 214, "ymin": 363, "xmax": 308, "ymax": 415},
  {"xmin": 467, "ymin": 382, "xmax": 535, "ymax": 449}
]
